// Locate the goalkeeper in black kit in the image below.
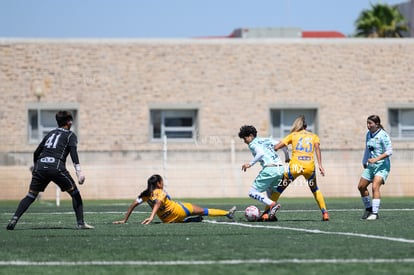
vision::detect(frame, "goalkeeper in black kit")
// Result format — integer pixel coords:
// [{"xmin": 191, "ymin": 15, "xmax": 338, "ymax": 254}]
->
[{"xmin": 7, "ymin": 110, "xmax": 93, "ymax": 230}]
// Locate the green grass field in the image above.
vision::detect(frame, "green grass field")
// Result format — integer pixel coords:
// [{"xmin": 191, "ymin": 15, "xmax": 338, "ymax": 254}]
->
[{"xmin": 1, "ymin": 197, "xmax": 414, "ymax": 275}]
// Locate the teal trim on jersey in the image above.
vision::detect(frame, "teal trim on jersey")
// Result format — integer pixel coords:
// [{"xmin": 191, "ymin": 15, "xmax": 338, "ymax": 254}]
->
[
  {"xmin": 364, "ymin": 129, "xmax": 392, "ymax": 168},
  {"xmin": 249, "ymin": 137, "xmax": 282, "ymax": 167}
]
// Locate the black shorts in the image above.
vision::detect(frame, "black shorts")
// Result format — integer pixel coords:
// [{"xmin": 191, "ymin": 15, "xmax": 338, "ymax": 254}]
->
[{"xmin": 30, "ymin": 168, "xmax": 76, "ymax": 192}]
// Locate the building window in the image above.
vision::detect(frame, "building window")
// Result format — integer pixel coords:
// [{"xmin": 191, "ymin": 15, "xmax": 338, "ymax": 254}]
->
[
  {"xmin": 150, "ymin": 109, "xmax": 198, "ymax": 140},
  {"xmin": 270, "ymin": 108, "xmax": 317, "ymax": 138},
  {"xmin": 28, "ymin": 108, "xmax": 78, "ymax": 143},
  {"xmin": 389, "ymin": 108, "xmax": 414, "ymax": 139}
]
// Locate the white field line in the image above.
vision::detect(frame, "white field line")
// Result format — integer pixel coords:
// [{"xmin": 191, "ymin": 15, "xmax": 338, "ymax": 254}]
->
[
  {"xmin": 2, "ymin": 208, "xmax": 414, "ymax": 216},
  {"xmin": 1, "ymin": 258, "xmax": 414, "ymax": 266},
  {"xmin": 3, "ymin": 209, "xmax": 414, "ymax": 244},
  {"xmin": 2, "ymin": 209, "xmax": 414, "ymax": 267},
  {"xmin": 204, "ymin": 220, "xmax": 414, "ymax": 244}
]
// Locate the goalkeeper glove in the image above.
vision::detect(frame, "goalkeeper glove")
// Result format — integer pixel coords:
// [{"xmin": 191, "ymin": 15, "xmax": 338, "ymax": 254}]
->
[{"xmin": 74, "ymin": 164, "xmax": 85, "ymax": 184}]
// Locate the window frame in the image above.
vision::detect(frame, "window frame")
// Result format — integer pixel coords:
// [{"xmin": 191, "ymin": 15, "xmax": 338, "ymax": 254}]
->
[
  {"xmin": 388, "ymin": 105, "xmax": 414, "ymax": 140},
  {"xmin": 269, "ymin": 106, "xmax": 319, "ymax": 139},
  {"xmin": 27, "ymin": 103, "xmax": 79, "ymax": 144},
  {"xmin": 149, "ymin": 104, "xmax": 199, "ymax": 142}
]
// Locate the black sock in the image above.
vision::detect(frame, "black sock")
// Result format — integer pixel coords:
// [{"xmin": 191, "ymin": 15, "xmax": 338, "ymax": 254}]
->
[
  {"xmin": 366, "ymin": 207, "xmax": 373, "ymax": 212},
  {"xmin": 69, "ymin": 188, "xmax": 84, "ymax": 224},
  {"xmin": 13, "ymin": 192, "xmax": 37, "ymax": 219}
]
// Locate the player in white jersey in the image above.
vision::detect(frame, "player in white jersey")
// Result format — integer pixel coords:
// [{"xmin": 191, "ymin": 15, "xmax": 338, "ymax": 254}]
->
[
  {"xmin": 238, "ymin": 125, "xmax": 289, "ymax": 221},
  {"xmin": 357, "ymin": 115, "xmax": 392, "ymax": 220}
]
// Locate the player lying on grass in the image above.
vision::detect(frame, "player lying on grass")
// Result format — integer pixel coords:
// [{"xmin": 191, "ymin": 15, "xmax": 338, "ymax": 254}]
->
[{"xmin": 113, "ymin": 174, "xmax": 236, "ymax": 224}]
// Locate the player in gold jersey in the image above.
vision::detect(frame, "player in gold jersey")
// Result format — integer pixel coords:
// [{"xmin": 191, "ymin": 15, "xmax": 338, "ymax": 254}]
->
[
  {"xmin": 273, "ymin": 115, "xmax": 330, "ymax": 221},
  {"xmin": 113, "ymin": 174, "xmax": 236, "ymax": 224}
]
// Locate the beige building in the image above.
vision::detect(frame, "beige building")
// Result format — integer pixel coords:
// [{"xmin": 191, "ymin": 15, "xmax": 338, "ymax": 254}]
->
[{"xmin": 1, "ymin": 38, "xmax": 413, "ymax": 200}]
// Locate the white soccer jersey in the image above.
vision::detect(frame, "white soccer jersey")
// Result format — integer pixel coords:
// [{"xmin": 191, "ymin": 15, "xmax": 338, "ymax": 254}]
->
[
  {"xmin": 362, "ymin": 128, "xmax": 392, "ymax": 168},
  {"xmin": 248, "ymin": 137, "xmax": 282, "ymax": 167}
]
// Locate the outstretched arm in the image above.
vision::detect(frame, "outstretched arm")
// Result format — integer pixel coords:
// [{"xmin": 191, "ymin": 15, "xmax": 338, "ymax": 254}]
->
[
  {"xmin": 242, "ymin": 147, "xmax": 264, "ymax": 171},
  {"xmin": 280, "ymin": 146, "xmax": 290, "ymax": 163},
  {"xmin": 274, "ymin": 142, "xmax": 290, "ymax": 162},
  {"xmin": 141, "ymin": 200, "xmax": 161, "ymax": 224},
  {"xmin": 113, "ymin": 200, "xmax": 140, "ymax": 224},
  {"xmin": 314, "ymin": 143, "xmax": 325, "ymax": 176},
  {"xmin": 274, "ymin": 141, "xmax": 286, "ymax": 151}
]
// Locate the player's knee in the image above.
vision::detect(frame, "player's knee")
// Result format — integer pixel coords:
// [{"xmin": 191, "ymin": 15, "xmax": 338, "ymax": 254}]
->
[
  {"xmin": 68, "ymin": 187, "xmax": 83, "ymax": 207},
  {"xmin": 276, "ymin": 185, "xmax": 285, "ymax": 193},
  {"xmin": 309, "ymin": 184, "xmax": 319, "ymax": 193},
  {"xmin": 68, "ymin": 187, "xmax": 80, "ymax": 197},
  {"xmin": 27, "ymin": 191, "xmax": 38, "ymax": 199},
  {"xmin": 357, "ymin": 183, "xmax": 367, "ymax": 192}
]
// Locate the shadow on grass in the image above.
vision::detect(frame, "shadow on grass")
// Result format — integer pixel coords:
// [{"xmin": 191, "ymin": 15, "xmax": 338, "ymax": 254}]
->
[{"xmin": 9, "ymin": 226, "xmax": 80, "ymax": 230}]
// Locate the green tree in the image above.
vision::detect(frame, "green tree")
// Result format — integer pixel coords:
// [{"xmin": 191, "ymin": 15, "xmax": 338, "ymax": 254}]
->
[{"xmin": 354, "ymin": 3, "xmax": 408, "ymax": 37}]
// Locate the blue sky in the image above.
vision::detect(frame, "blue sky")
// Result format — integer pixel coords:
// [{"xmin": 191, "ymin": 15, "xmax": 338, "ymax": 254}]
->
[{"xmin": 0, "ymin": 0, "xmax": 406, "ymax": 38}]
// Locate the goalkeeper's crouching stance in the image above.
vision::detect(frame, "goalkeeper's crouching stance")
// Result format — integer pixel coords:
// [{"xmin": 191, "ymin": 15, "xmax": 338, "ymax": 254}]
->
[{"xmin": 6, "ymin": 110, "xmax": 93, "ymax": 230}]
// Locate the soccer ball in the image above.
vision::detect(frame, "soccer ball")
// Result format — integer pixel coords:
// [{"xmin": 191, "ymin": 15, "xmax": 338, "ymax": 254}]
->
[{"xmin": 244, "ymin": 205, "xmax": 260, "ymax": 222}]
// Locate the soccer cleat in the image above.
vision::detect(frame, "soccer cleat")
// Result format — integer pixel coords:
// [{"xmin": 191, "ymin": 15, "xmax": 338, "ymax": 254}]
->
[
  {"xmin": 366, "ymin": 213, "xmax": 379, "ymax": 220},
  {"xmin": 268, "ymin": 202, "xmax": 281, "ymax": 220},
  {"xmin": 226, "ymin": 206, "xmax": 237, "ymax": 219},
  {"xmin": 361, "ymin": 210, "xmax": 372, "ymax": 220},
  {"xmin": 267, "ymin": 214, "xmax": 278, "ymax": 222},
  {"xmin": 76, "ymin": 223, "xmax": 95, "ymax": 229},
  {"xmin": 6, "ymin": 218, "xmax": 18, "ymax": 231},
  {"xmin": 322, "ymin": 212, "xmax": 330, "ymax": 221}
]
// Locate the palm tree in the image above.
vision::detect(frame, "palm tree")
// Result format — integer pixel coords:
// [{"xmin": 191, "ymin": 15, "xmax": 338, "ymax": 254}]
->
[{"xmin": 354, "ymin": 3, "xmax": 408, "ymax": 37}]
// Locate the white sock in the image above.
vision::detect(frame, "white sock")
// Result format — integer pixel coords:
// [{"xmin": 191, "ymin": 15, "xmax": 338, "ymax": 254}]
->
[
  {"xmin": 372, "ymin": 199, "xmax": 380, "ymax": 214},
  {"xmin": 361, "ymin": 196, "xmax": 371, "ymax": 209},
  {"xmin": 249, "ymin": 187, "xmax": 273, "ymax": 206}
]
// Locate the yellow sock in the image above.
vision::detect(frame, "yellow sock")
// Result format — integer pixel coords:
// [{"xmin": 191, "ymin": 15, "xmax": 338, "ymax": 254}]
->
[
  {"xmin": 312, "ymin": 190, "xmax": 327, "ymax": 212},
  {"xmin": 207, "ymin": 208, "xmax": 229, "ymax": 216},
  {"xmin": 270, "ymin": 191, "xmax": 281, "ymax": 202}
]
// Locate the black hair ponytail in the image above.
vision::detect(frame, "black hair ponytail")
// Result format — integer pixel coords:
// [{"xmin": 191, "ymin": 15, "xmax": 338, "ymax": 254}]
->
[{"xmin": 139, "ymin": 174, "xmax": 163, "ymax": 198}]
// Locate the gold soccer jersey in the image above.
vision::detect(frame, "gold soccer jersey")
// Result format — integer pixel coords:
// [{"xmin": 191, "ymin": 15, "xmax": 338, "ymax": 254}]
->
[
  {"xmin": 141, "ymin": 189, "xmax": 190, "ymax": 223},
  {"xmin": 282, "ymin": 130, "xmax": 319, "ymax": 180}
]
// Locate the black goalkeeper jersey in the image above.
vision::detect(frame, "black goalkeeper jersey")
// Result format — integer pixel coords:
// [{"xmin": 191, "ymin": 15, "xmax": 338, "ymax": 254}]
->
[{"xmin": 33, "ymin": 128, "xmax": 80, "ymax": 171}]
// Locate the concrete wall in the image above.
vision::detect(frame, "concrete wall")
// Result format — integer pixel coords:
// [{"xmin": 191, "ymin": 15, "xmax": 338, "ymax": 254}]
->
[{"xmin": 1, "ymin": 38, "xmax": 413, "ymax": 200}]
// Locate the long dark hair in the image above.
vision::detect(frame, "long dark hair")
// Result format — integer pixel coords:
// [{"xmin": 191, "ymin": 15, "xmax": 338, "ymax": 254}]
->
[{"xmin": 138, "ymin": 174, "xmax": 163, "ymax": 198}]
